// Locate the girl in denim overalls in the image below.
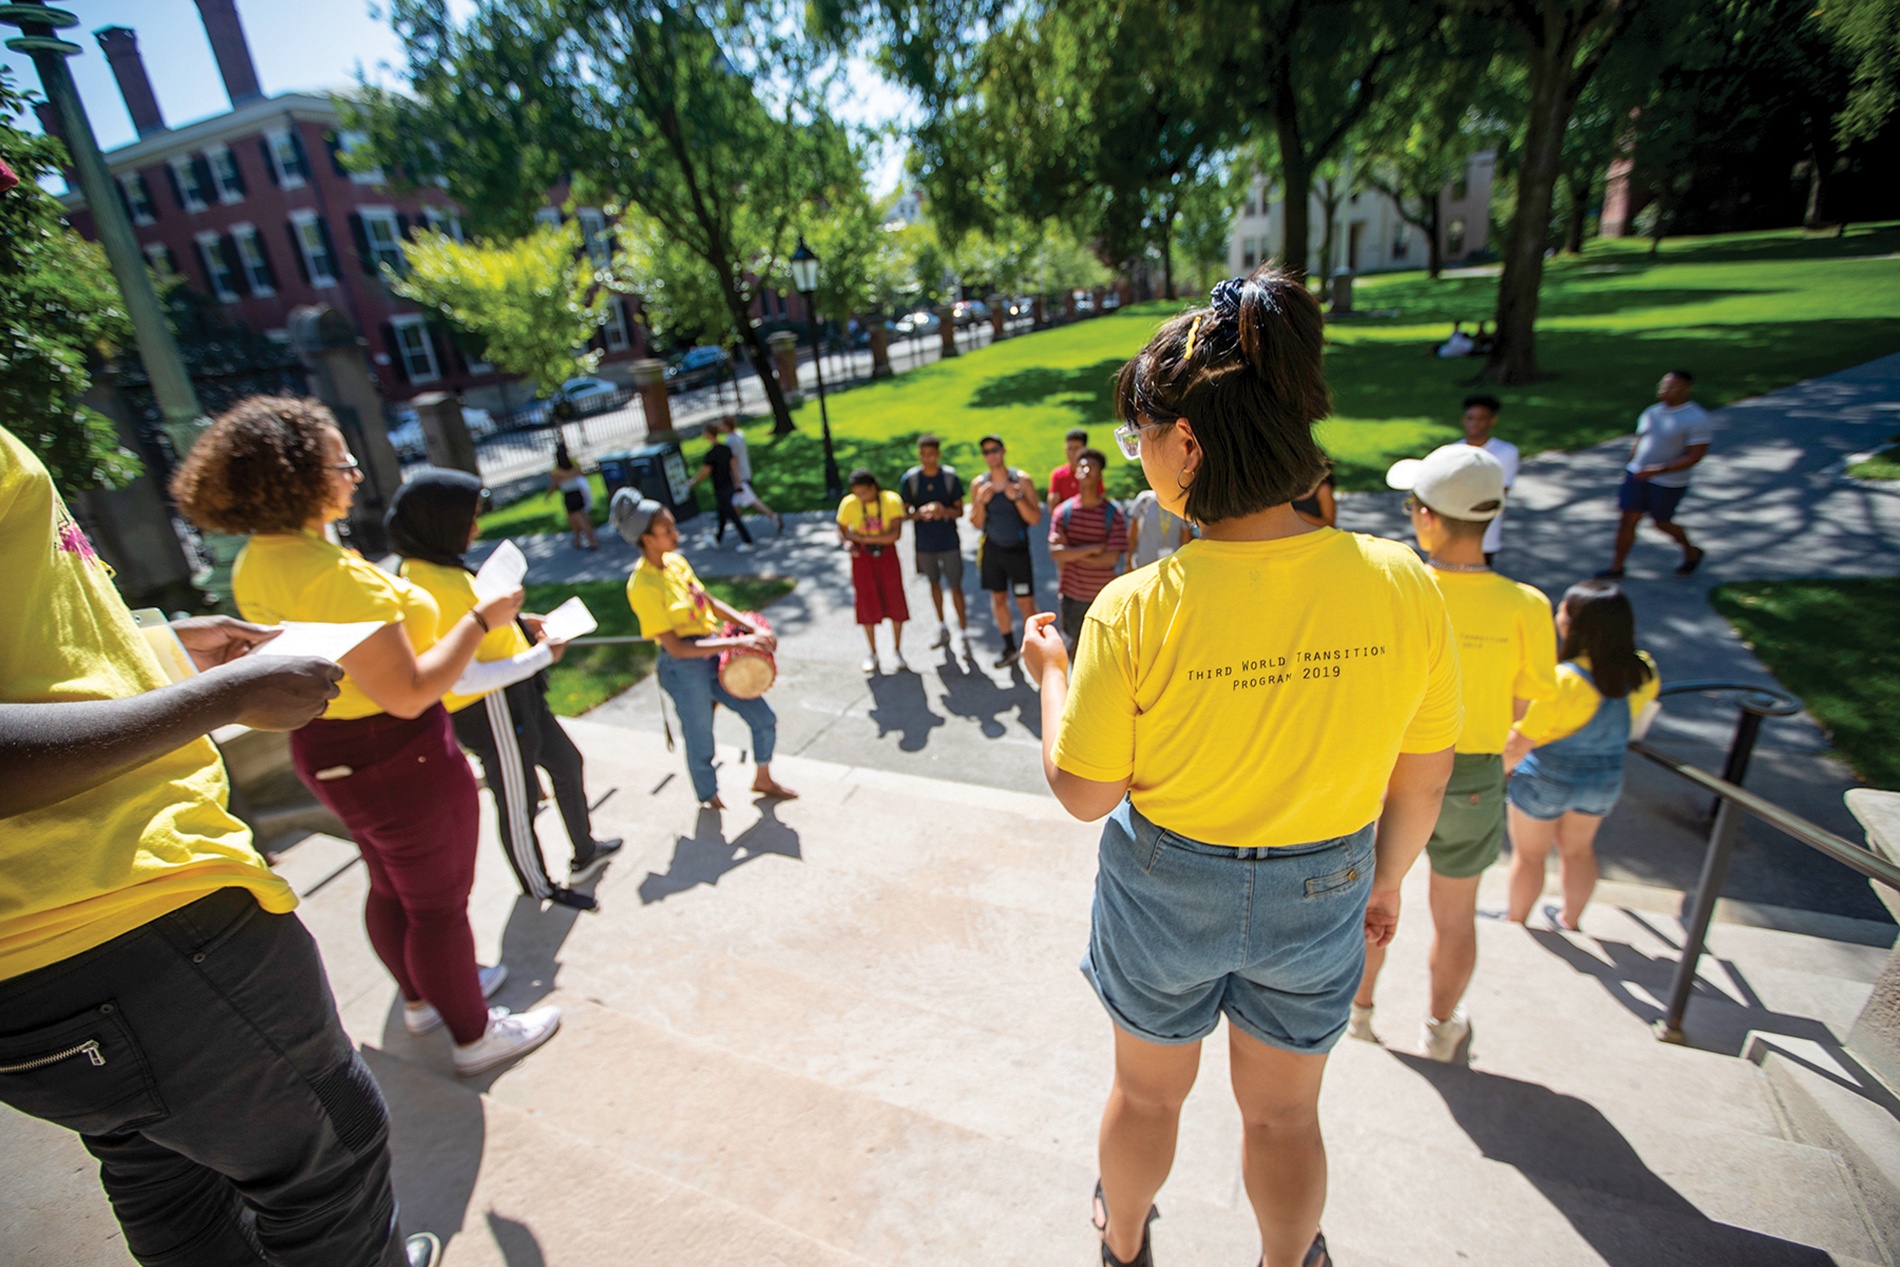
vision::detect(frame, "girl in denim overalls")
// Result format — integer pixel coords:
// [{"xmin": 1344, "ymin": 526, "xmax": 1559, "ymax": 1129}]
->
[{"xmin": 1505, "ymin": 580, "xmax": 1660, "ymax": 930}]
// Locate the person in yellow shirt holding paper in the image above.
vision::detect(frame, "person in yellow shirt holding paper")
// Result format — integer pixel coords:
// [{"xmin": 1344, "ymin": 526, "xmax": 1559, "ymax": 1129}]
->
[
  {"xmin": 613, "ymin": 492, "xmax": 797, "ymax": 809},
  {"xmin": 1505, "ymin": 580, "xmax": 1661, "ymax": 931},
  {"xmin": 173, "ymin": 397, "xmax": 560, "ymax": 1079},
  {"xmin": 1351, "ymin": 444, "xmax": 1559, "ymax": 1065},
  {"xmin": 1021, "ymin": 270, "xmax": 1460, "ymax": 1267},
  {"xmin": 0, "ymin": 425, "xmax": 458, "ymax": 1267},
  {"xmin": 385, "ymin": 468, "xmax": 623, "ymax": 914}
]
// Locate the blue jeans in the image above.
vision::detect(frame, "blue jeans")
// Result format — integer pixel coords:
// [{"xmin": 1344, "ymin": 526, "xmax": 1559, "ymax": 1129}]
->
[{"xmin": 656, "ymin": 652, "xmax": 777, "ymax": 803}]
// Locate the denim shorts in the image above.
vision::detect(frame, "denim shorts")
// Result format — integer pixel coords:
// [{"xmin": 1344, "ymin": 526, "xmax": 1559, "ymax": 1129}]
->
[
  {"xmin": 1507, "ymin": 762, "xmax": 1625, "ymax": 820},
  {"xmin": 1082, "ymin": 799, "xmax": 1375, "ymax": 1054}
]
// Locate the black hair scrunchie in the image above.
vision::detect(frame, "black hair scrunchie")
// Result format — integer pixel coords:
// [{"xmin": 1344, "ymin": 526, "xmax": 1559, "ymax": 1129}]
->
[{"xmin": 1209, "ymin": 276, "xmax": 1247, "ymax": 316}]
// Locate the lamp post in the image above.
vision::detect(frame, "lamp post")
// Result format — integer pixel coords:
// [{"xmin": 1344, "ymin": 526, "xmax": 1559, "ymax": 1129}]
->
[{"xmin": 789, "ymin": 237, "xmax": 840, "ymax": 502}]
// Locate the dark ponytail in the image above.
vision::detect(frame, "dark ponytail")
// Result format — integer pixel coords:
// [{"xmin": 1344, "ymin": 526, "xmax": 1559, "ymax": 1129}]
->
[
  {"xmin": 1113, "ymin": 265, "xmax": 1330, "ymax": 524},
  {"xmin": 1558, "ymin": 580, "xmax": 1653, "ymax": 699}
]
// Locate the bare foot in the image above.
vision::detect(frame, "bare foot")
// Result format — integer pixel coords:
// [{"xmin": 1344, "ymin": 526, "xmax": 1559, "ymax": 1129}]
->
[
  {"xmin": 752, "ymin": 779, "xmax": 798, "ymax": 801},
  {"xmin": 702, "ymin": 795, "xmax": 726, "ymax": 810}
]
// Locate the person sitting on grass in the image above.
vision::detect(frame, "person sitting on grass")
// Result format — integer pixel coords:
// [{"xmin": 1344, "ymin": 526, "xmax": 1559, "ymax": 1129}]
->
[
  {"xmin": 837, "ymin": 468, "xmax": 912, "ymax": 675},
  {"xmin": 1436, "ymin": 321, "xmax": 1474, "ymax": 358}
]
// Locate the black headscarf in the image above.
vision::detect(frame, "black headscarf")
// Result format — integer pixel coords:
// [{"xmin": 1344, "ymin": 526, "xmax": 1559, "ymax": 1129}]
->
[{"xmin": 385, "ymin": 467, "xmax": 485, "ymax": 571}]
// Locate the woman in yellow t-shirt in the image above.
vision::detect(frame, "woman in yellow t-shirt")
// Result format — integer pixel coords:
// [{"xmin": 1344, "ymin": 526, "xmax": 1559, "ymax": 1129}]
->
[
  {"xmin": 1504, "ymin": 580, "xmax": 1660, "ymax": 930},
  {"xmin": 612, "ymin": 493, "xmax": 796, "ymax": 809},
  {"xmin": 172, "ymin": 397, "xmax": 560, "ymax": 1078},
  {"xmin": 1020, "ymin": 270, "xmax": 1460, "ymax": 1267},
  {"xmin": 836, "ymin": 469, "xmax": 910, "ymax": 674},
  {"xmin": 386, "ymin": 468, "xmax": 623, "ymax": 914}
]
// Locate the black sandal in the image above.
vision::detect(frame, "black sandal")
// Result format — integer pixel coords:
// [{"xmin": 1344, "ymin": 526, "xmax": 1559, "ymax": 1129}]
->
[
  {"xmin": 1256, "ymin": 1231, "xmax": 1331, "ymax": 1267},
  {"xmin": 1092, "ymin": 1179, "xmax": 1159, "ymax": 1267}
]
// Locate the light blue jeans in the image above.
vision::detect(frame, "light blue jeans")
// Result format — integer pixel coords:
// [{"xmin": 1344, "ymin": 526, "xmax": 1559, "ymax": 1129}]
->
[{"xmin": 656, "ymin": 652, "xmax": 777, "ymax": 803}]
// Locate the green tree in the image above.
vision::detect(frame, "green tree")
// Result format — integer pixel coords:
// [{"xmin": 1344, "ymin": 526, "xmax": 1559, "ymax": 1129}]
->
[
  {"xmin": 390, "ymin": 223, "xmax": 609, "ymax": 396},
  {"xmin": 1171, "ymin": 160, "xmax": 1240, "ymax": 293},
  {"xmin": 350, "ymin": 0, "xmax": 861, "ymax": 435},
  {"xmin": 1816, "ymin": 0, "xmax": 1900, "ymax": 146},
  {"xmin": 0, "ymin": 70, "xmax": 138, "ymax": 491}
]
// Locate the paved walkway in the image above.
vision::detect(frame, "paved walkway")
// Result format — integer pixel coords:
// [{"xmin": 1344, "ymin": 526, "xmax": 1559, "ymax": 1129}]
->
[{"xmin": 483, "ymin": 352, "xmax": 1900, "ymax": 925}]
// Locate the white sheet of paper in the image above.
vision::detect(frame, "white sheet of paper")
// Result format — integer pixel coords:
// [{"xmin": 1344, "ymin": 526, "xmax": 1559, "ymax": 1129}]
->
[
  {"xmin": 472, "ymin": 540, "xmax": 528, "ymax": 601},
  {"xmin": 130, "ymin": 609, "xmax": 197, "ymax": 683},
  {"xmin": 253, "ymin": 621, "xmax": 383, "ymax": 664},
  {"xmin": 540, "ymin": 595, "xmax": 598, "ymax": 642}
]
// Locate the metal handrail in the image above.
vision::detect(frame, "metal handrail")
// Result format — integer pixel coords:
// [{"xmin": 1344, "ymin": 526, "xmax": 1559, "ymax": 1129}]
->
[{"xmin": 1627, "ymin": 686, "xmax": 1897, "ymax": 1044}]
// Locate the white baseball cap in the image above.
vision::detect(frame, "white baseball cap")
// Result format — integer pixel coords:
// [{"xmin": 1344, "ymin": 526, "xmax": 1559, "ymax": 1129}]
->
[{"xmin": 1386, "ymin": 444, "xmax": 1507, "ymax": 521}]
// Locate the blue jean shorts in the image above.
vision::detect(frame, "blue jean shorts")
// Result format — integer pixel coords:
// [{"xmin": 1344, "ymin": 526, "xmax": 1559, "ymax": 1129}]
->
[
  {"xmin": 1507, "ymin": 763, "xmax": 1624, "ymax": 820},
  {"xmin": 1617, "ymin": 471, "xmax": 1689, "ymax": 523},
  {"xmin": 1082, "ymin": 799, "xmax": 1375, "ymax": 1054}
]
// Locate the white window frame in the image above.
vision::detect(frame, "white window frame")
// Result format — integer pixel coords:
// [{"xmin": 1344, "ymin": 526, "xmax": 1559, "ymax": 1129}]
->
[
  {"xmin": 195, "ymin": 231, "xmax": 240, "ymax": 302},
  {"xmin": 290, "ymin": 209, "xmax": 337, "ymax": 287},
  {"xmin": 578, "ymin": 206, "xmax": 611, "ymax": 267},
  {"xmin": 359, "ymin": 206, "xmax": 406, "ymax": 274},
  {"xmin": 422, "ymin": 206, "xmax": 463, "ymax": 243},
  {"xmin": 170, "ymin": 157, "xmax": 208, "ymax": 213},
  {"xmin": 390, "ymin": 314, "xmax": 441, "ymax": 383},
  {"xmin": 601, "ymin": 299, "xmax": 630, "ymax": 351},
  {"xmin": 267, "ymin": 128, "xmax": 306, "ymax": 189},
  {"xmin": 339, "ymin": 130, "xmax": 385, "ymax": 185},
  {"xmin": 121, "ymin": 174, "xmax": 155, "ymax": 225},
  {"xmin": 205, "ymin": 144, "xmax": 244, "ymax": 204},
  {"xmin": 534, "ymin": 205, "xmax": 561, "ymax": 228},
  {"xmin": 230, "ymin": 223, "xmax": 274, "ymax": 296},
  {"xmin": 143, "ymin": 242, "xmax": 175, "ymax": 277}
]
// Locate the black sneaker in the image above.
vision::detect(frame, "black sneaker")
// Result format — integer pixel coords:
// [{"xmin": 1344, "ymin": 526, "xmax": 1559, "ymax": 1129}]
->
[
  {"xmin": 569, "ymin": 838, "xmax": 623, "ymax": 883},
  {"xmin": 1674, "ymin": 548, "xmax": 1705, "ymax": 577},
  {"xmin": 995, "ymin": 637, "xmax": 1019, "ymax": 669},
  {"xmin": 547, "ymin": 887, "xmax": 599, "ymax": 913}
]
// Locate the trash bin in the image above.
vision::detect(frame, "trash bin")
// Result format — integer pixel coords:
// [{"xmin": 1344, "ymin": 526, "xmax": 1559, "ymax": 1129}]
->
[{"xmin": 600, "ymin": 441, "xmax": 699, "ymax": 524}]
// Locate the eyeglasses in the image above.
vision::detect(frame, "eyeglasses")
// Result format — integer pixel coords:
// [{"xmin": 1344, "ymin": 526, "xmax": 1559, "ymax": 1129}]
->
[
  {"xmin": 980, "ymin": 446, "xmax": 1003, "ymax": 456},
  {"xmin": 331, "ymin": 456, "xmax": 361, "ymax": 474},
  {"xmin": 1113, "ymin": 417, "xmax": 1175, "ymax": 460}
]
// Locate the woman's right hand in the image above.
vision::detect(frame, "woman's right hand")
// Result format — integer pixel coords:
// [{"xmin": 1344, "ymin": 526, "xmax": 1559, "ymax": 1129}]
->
[
  {"xmin": 1020, "ymin": 612, "xmax": 1067, "ymax": 680},
  {"xmin": 475, "ymin": 585, "xmax": 526, "ymax": 631}
]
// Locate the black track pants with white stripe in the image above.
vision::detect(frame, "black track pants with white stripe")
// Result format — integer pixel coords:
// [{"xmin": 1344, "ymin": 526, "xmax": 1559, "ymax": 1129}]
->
[{"xmin": 451, "ymin": 677, "xmax": 595, "ymax": 900}]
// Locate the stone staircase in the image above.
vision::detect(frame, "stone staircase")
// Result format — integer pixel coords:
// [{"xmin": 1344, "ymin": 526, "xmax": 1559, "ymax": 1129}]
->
[{"xmin": 5, "ymin": 717, "xmax": 1896, "ymax": 1265}]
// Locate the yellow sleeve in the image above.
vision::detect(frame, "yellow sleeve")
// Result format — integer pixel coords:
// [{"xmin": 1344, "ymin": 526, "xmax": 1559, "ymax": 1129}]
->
[
  {"xmin": 1401, "ymin": 578, "xmax": 1464, "ymax": 753},
  {"xmin": 297, "ymin": 555, "xmax": 404, "ymax": 626},
  {"xmin": 1051, "ymin": 611, "xmax": 1138, "ymax": 783},
  {"xmin": 884, "ymin": 490, "xmax": 908, "ymax": 522},
  {"xmin": 1518, "ymin": 668, "xmax": 1596, "ymax": 745},
  {"xmin": 1627, "ymin": 652, "xmax": 1661, "ymax": 722},
  {"xmin": 628, "ymin": 575, "xmax": 671, "ymax": 639},
  {"xmin": 1513, "ymin": 588, "xmax": 1559, "ymax": 703},
  {"xmin": 835, "ymin": 495, "xmax": 862, "ymax": 531}
]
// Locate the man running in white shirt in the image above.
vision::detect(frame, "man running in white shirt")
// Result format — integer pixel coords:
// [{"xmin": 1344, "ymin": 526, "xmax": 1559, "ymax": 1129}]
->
[
  {"xmin": 1460, "ymin": 394, "xmax": 1518, "ymax": 566},
  {"xmin": 1599, "ymin": 370, "xmax": 1712, "ymax": 579},
  {"xmin": 722, "ymin": 415, "xmax": 783, "ymax": 534}
]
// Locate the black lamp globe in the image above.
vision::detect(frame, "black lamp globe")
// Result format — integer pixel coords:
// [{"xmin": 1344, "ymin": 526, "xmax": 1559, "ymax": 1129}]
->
[{"xmin": 790, "ymin": 238, "xmax": 820, "ymax": 295}]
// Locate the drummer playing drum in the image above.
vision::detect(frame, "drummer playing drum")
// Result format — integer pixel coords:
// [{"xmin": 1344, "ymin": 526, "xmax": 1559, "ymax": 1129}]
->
[{"xmin": 614, "ymin": 494, "xmax": 798, "ymax": 809}]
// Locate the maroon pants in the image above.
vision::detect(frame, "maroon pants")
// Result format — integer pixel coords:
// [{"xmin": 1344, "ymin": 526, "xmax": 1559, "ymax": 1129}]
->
[{"xmin": 291, "ymin": 705, "xmax": 488, "ymax": 1044}]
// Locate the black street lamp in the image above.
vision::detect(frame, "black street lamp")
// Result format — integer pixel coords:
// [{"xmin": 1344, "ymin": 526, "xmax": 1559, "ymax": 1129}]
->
[{"xmin": 789, "ymin": 237, "xmax": 841, "ymax": 502}]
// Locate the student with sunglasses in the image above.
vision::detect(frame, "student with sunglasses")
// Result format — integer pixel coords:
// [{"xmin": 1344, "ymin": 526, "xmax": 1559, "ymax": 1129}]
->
[
  {"xmin": 1024, "ymin": 270, "xmax": 1460, "ymax": 1267},
  {"xmin": 969, "ymin": 434, "xmax": 1042, "ymax": 668}
]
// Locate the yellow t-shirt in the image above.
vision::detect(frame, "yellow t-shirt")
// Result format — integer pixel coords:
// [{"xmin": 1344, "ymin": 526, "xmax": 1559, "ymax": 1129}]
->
[
  {"xmin": 1517, "ymin": 653, "xmax": 1661, "ymax": 746},
  {"xmin": 1430, "ymin": 570, "xmax": 1559, "ymax": 755},
  {"xmin": 1053, "ymin": 529, "xmax": 1464, "ymax": 849},
  {"xmin": 628, "ymin": 552, "xmax": 720, "ymax": 639},
  {"xmin": 399, "ymin": 558, "xmax": 533, "ymax": 713},
  {"xmin": 0, "ymin": 427, "xmax": 295, "ymax": 980},
  {"xmin": 232, "ymin": 532, "xmax": 440, "ymax": 720},
  {"xmin": 836, "ymin": 489, "xmax": 906, "ymax": 536}
]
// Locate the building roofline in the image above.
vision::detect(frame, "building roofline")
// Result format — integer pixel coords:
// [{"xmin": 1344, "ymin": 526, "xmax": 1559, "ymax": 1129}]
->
[{"xmin": 58, "ymin": 90, "xmax": 344, "ymax": 209}]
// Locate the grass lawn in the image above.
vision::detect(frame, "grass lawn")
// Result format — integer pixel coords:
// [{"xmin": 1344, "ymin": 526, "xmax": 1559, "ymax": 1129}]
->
[
  {"xmin": 719, "ymin": 222, "xmax": 1900, "ymax": 510},
  {"xmin": 1847, "ymin": 443, "xmax": 1900, "ymax": 480},
  {"xmin": 1711, "ymin": 578, "xmax": 1900, "ymax": 791},
  {"xmin": 526, "ymin": 575, "xmax": 796, "ymax": 716},
  {"xmin": 481, "ymin": 473, "xmax": 613, "ymax": 539}
]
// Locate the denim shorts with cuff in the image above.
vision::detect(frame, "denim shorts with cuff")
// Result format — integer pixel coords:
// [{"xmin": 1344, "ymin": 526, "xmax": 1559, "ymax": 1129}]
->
[{"xmin": 1081, "ymin": 798, "xmax": 1375, "ymax": 1055}]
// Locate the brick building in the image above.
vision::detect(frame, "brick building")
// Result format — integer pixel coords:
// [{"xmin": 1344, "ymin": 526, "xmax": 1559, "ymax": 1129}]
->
[{"xmin": 51, "ymin": 0, "xmax": 646, "ymax": 412}]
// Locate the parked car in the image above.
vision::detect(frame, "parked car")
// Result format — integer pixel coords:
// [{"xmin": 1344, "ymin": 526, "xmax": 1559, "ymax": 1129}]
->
[
  {"xmin": 951, "ymin": 299, "xmax": 990, "ymax": 327},
  {"xmin": 387, "ymin": 405, "xmax": 498, "ymax": 461},
  {"xmin": 1005, "ymin": 295, "xmax": 1035, "ymax": 318},
  {"xmin": 556, "ymin": 376, "xmax": 621, "ymax": 416},
  {"xmin": 1101, "ymin": 291, "xmax": 1123, "ymax": 311},
  {"xmin": 665, "ymin": 345, "xmax": 732, "ymax": 392},
  {"xmin": 1073, "ymin": 290, "xmax": 1095, "ymax": 314},
  {"xmin": 893, "ymin": 310, "xmax": 940, "ymax": 337}
]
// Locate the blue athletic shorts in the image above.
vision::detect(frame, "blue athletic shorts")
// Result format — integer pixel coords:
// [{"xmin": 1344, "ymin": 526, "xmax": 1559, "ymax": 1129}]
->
[
  {"xmin": 1507, "ymin": 764, "xmax": 1624, "ymax": 820},
  {"xmin": 1617, "ymin": 471, "xmax": 1688, "ymax": 523},
  {"xmin": 1082, "ymin": 799, "xmax": 1374, "ymax": 1054}
]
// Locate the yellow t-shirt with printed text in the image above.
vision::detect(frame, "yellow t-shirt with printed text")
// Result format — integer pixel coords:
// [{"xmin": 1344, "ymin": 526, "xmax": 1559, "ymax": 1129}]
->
[
  {"xmin": 1054, "ymin": 529, "xmax": 1464, "ymax": 850},
  {"xmin": 1517, "ymin": 653, "xmax": 1661, "ymax": 746},
  {"xmin": 0, "ymin": 427, "xmax": 295, "ymax": 980},
  {"xmin": 835, "ymin": 489, "xmax": 906, "ymax": 536},
  {"xmin": 1430, "ymin": 569, "xmax": 1559, "ymax": 755},
  {"xmin": 628, "ymin": 552, "xmax": 720, "ymax": 639},
  {"xmin": 232, "ymin": 532, "xmax": 440, "ymax": 720},
  {"xmin": 399, "ymin": 558, "xmax": 533, "ymax": 713}
]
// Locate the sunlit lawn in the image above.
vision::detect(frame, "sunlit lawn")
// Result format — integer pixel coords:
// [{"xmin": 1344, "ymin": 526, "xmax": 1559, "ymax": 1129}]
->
[
  {"xmin": 1712, "ymin": 578, "xmax": 1900, "ymax": 790},
  {"xmin": 526, "ymin": 575, "xmax": 795, "ymax": 715}
]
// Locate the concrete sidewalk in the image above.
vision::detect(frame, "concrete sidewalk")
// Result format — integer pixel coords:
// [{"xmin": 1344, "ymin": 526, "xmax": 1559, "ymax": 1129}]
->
[{"xmin": 489, "ymin": 353, "xmax": 1900, "ymax": 926}]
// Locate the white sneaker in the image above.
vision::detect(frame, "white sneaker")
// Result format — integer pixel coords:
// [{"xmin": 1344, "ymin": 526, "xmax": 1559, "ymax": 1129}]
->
[
  {"xmin": 1420, "ymin": 1007, "xmax": 1473, "ymax": 1064},
  {"xmin": 931, "ymin": 624, "xmax": 950, "ymax": 649},
  {"xmin": 1347, "ymin": 1002, "xmax": 1381, "ymax": 1045},
  {"xmin": 861, "ymin": 654, "xmax": 879, "ymax": 675},
  {"xmin": 404, "ymin": 964, "xmax": 509, "ymax": 1035},
  {"xmin": 736, "ymin": 542, "xmax": 756, "ymax": 554},
  {"xmin": 892, "ymin": 653, "xmax": 910, "ymax": 674},
  {"xmin": 454, "ymin": 1005, "xmax": 561, "ymax": 1076}
]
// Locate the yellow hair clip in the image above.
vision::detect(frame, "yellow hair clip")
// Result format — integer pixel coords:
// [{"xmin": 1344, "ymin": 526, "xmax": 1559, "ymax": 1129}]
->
[{"xmin": 1184, "ymin": 314, "xmax": 1204, "ymax": 359}]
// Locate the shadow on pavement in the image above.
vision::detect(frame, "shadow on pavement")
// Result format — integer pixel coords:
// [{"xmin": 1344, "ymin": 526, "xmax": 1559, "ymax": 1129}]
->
[
  {"xmin": 1394, "ymin": 1052, "xmax": 1835, "ymax": 1265},
  {"xmin": 487, "ymin": 1211, "xmax": 547, "ymax": 1266},
  {"xmin": 933, "ymin": 656, "xmax": 1042, "ymax": 740},
  {"xmin": 1523, "ymin": 920, "xmax": 1900, "ymax": 1117},
  {"xmin": 866, "ymin": 669, "xmax": 946, "ymax": 751},
  {"xmin": 638, "ymin": 803, "xmax": 802, "ymax": 904}
]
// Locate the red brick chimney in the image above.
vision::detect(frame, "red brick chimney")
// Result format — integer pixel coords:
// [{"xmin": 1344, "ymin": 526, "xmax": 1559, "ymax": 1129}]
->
[
  {"xmin": 94, "ymin": 27, "xmax": 167, "ymax": 138},
  {"xmin": 193, "ymin": 0, "xmax": 263, "ymax": 106}
]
